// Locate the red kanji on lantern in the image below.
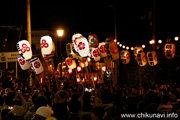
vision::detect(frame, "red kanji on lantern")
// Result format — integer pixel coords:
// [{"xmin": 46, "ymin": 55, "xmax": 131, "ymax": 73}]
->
[{"xmin": 78, "ymin": 42, "xmax": 85, "ymax": 50}]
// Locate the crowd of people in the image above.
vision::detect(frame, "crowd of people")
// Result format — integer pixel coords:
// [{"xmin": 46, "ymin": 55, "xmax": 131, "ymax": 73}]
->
[{"xmin": 0, "ymin": 69, "xmax": 180, "ymax": 120}]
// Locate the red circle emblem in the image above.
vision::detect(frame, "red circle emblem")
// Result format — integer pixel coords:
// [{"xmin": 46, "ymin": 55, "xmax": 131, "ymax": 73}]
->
[
  {"xmin": 34, "ymin": 61, "xmax": 40, "ymax": 68},
  {"xmin": 99, "ymin": 45, "xmax": 106, "ymax": 53},
  {"xmin": 19, "ymin": 59, "xmax": 25, "ymax": 65},
  {"xmin": 92, "ymin": 49, "xmax": 99, "ymax": 57},
  {"xmin": 66, "ymin": 59, "xmax": 73, "ymax": 66}
]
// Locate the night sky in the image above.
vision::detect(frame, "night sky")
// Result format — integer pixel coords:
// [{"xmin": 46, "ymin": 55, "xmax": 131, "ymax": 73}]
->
[{"xmin": 0, "ymin": 0, "xmax": 180, "ymax": 47}]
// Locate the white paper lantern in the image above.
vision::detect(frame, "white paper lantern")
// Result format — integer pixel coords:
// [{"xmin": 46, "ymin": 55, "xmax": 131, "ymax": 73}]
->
[
  {"xmin": 88, "ymin": 34, "xmax": 99, "ymax": 48},
  {"xmin": 65, "ymin": 57, "xmax": 77, "ymax": 69},
  {"xmin": 120, "ymin": 50, "xmax": 130, "ymax": 64},
  {"xmin": 76, "ymin": 36, "xmax": 90, "ymax": 57},
  {"xmin": 137, "ymin": 52, "xmax": 147, "ymax": 67},
  {"xmin": 30, "ymin": 57, "xmax": 43, "ymax": 74},
  {"xmin": 98, "ymin": 42, "xmax": 107, "ymax": 58},
  {"xmin": 90, "ymin": 47, "xmax": 101, "ymax": 61},
  {"xmin": 109, "ymin": 40, "xmax": 119, "ymax": 60},
  {"xmin": 147, "ymin": 51, "xmax": 158, "ymax": 66},
  {"xmin": 164, "ymin": 43, "xmax": 175, "ymax": 59},
  {"xmin": 16, "ymin": 40, "xmax": 32, "ymax": 60},
  {"xmin": 40, "ymin": 36, "xmax": 53, "ymax": 55},
  {"xmin": 72, "ymin": 33, "xmax": 82, "ymax": 52},
  {"xmin": 17, "ymin": 56, "xmax": 30, "ymax": 70}
]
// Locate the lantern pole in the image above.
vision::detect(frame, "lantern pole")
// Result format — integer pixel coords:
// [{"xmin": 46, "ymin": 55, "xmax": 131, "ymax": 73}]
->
[{"xmin": 27, "ymin": 0, "xmax": 31, "ymax": 46}]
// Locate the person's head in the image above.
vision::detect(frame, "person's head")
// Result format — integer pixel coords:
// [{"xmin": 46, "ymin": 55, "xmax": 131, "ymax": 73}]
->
[
  {"xmin": 68, "ymin": 99, "xmax": 81, "ymax": 114},
  {"xmin": 55, "ymin": 90, "xmax": 68, "ymax": 103},
  {"xmin": 5, "ymin": 92, "xmax": 15, "ymax": 106},
  {"xmin": 34, "ymin": 96, "xmax": 48, "ymax": 109}
]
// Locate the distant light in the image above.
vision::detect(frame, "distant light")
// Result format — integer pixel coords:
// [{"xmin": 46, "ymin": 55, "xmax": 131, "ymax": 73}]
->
[
  {"xmin": 158, "ymin": 39, "xmax": 162, "ymax": 44},
  {"xmin": 94, "ymin": 77, "xmax": 97, "ymax": 81},
  {"xmin": 77, "ymin": 78, "xmax": 80, "ymax": 82},
  {"xmin": 142, "ymin": 44, "xmax": 145, "ymax": 48},
  {"xmin": 87, "ymin": 57, "xmax": 91, "ymax": 62},
  {"xmin": 122, "ymin": 45, "xmax": 125, "ymax": 49},
  {"xmin": 77, "ymin": 66, "xmax": 82, "ymax": 72},
  {"xmin": 126, "ymin": 46, "xmax": 129, "ymax": 50},
  {"xmin": 40, "ymin": 78, "xmax": 43, "ymax": 84},
  {"xmin": 119, "ymin": 44, "xmax": 122, "ymax": 47},
  {"xmin": 68, "ymin": 69, "xmax": 73, "ymax": 74},
  {"xmin": 117, "ymin": 42, "xmax": 120, "ymax": 45},
  {"xmin": 131, "ymin": 47, "xmax": 134, "ymax": 50},
  {"xmin": 114, "ymin": 39, "xmax": 117, "ymax": 42},
  {"xmin": 174, "ymin": 36, "xmax": 179, "ymax": 41},
  {"xmin": 57, "ymin": 29, "xmax": 64, "ymax": 37},
  {"xmin": 101, "ymin": 66, "xmax": 106, "ymax": 72},
  {"xmin": 149, "ymin": 39, "xmax": 155, "ymax": 44}
]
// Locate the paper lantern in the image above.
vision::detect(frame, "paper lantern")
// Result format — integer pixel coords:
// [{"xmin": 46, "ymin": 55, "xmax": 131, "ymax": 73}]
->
[
  {"xmin": 79, "ymin": 59, "xmax": 88, "ymax": 68},
  {"xmin": 133, "ymin": 46, "xmax": 143, "ymax": 61},
  {"xmin": 72, "ymin": 33, "xmax": 82, "ymax": 52},
  {"xmin": 90, "ymin": 47, "xmax": 101, "ymax": 61},
  {"xmin": 16, "ymin": 40, "xmax": 32, "ymax": 60},
  {"xmin": 41, "ymin": 41, "xmax": 55, "ymax": 62},
  {"xmin": 76, "ymin": 36, "xmax": 90, "ymax": 57},
  {"xmin": 40, "ymin": 36, "xmax": 53, "ymax": 55},
  {"xmin": 147, "ymin": 51, "xmax": 158, "ymax": 66},
  {"xmin": 137, "ymin": 52, "xmax": 147, "ymax": 67},
  {"xmin": 109, "ymin": 40, "xmax": 119, "ymax": 60},
  {"xmin": 88, "ymin": 34, "xmax": 99, "ymax": 48},
  {"xmin": 164, "ymin": 43, "xmax": 175, "ymax": 59},
  {"xmin": 105, "ymin": 37, "xmax": 114, "ymax": 58},
  {"xmin": 98, "ymin": 42, "xmax": 107, "ymax": 58},
  {"xmin": 30, "ymin": 57, "xmax": 43, "ymax": 74},
  {"xmin": 65, "ymin": 57, "xmax": 77, "ymax": 69},
  {"xmin": 17, "ymin": 56, "xmax": 30, "ymax": 70},
  {"xmin": 66, "ymin": 43, "xmax": 76, "ymax": 59},
  {"xmin": 120, "ymin": 50, "xmax": 130, "ymax": 64}
]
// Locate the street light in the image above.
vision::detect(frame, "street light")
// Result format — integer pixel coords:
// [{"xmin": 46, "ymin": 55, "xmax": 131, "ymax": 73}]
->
[{"xmin": 57, "ymin": 29, "xmax": 64, "ymax": 79}]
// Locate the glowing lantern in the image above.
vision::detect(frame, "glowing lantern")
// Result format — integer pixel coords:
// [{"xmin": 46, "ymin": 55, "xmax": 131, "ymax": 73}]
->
[
  {"xmin": 136, "ymin": 52, "xmax": 147, "ymax": 67},
  {"xmin": 72, "ymin": 33, "xmax": 82, "ymax": 52},
  {"xmin": 88, "ymin": 33, "xmax": 99, "ymax": 48},
  {"xmin": 30, "ymin": 57, "xmax": 43, "ymax": 74},
  {"xmin": 164, "ymin": 43, "xmax": 175, "ymax": 59},
  {"xmin": 79, "ymin": 59, "xmax": 88, "ymax": 68},
  {"xmin": 94, "ymin": 77, "xmax": 97, "ymax": 81},
  {"xmin": 101, "ymin": 66, "xmax": 106, "ymax": 72},
  {"xmin": 98, "ymin": 42, "xmax": 107, "ymax": 58},
  {"xmin": 17, "ymin": 40, "xmax": 32, "ymax": 60},
  {"xmin": 40, "ymin": 78, "xmax": 43, "ymax": 84},
  {"xmin": 77, "ymin": 66, "xmax": 82, "ymax": 72},
  {"xmin": 66, "ymin": 43, "xmax": 76, "ymax": 59},
  {"xmin": 134, "ymin": 46, "xmax": 143, "ymax": 56},
  {"xmin": 120, "ymin": 50, "xmax": 130, "ymax": 64},
  {"xmin": 17, "ymin": 56, "xmax": 30, "ymax": 70},
  {"xmin": 76, "ymin": 36, "xmax": 90, "ymax": 57},
  {"xmin": 65, "ymin": 57, "xmax": 77, "ymax": 69},
  {"xmin": 109, "ymin": 40, "xmax": 119, "ymax": 60},
  {"xmin": 77, "ymin": 78, "xmax": 80, "ymax": 82},
  {"xmin": 68, "ymin": 69, "xmax": 73, "ymax": 74},
  {"xmin": 90, "ymin": 48, "xmax": 100, "ymax": 61},
  {"xmin": 40, "ymin": 36, "xmax": 53, "ymax": 55},
  {"xmin": 147, "ymin": 51, "xmax": 158, "ymax": 66}
]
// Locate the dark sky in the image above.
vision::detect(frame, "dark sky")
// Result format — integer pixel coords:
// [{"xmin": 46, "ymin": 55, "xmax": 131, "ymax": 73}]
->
[{"xmin": 1, "ymin": 0, "xmax": 180, "ymax": 47}]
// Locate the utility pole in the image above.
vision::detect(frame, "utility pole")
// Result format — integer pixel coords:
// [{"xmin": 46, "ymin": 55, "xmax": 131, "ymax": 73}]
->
[{"xmin": 27, "ymin": 0, "xmax": 31, "ymax": 46}]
